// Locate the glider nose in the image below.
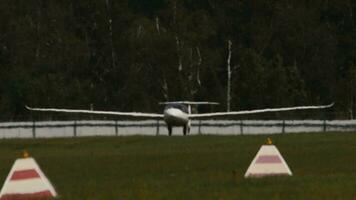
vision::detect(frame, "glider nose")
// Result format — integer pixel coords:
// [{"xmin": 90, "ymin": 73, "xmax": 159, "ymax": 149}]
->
[
  {"xmin": 164, "ymin": 108, "xmax": 176, "ymax": 117},
  {"xmin": 164, "ymin": 108, "xmax": 188, "ymax": 126}
]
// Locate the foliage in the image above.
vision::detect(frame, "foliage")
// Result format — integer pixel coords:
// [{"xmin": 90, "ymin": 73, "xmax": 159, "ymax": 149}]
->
[{"xmin": 0, "ymin": 0, "xmax": 355, "ymax": 119}]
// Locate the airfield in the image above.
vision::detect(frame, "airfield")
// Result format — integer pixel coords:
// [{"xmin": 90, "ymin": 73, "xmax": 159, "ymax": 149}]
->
[{"xmin": 1, "ymin": 132, "xmax": 356, "ymax": 200}]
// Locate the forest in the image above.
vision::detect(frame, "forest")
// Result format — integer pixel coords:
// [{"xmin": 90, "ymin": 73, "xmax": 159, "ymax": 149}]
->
[{"xmin": 0, "ymin": 0, "xmax": 355, "ymax": 120}]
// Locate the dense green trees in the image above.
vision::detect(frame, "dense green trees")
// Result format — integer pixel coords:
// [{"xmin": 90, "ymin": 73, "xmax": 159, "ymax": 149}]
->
[{"xmin": 0, "ymin": 0, "xmax": 355, "ymax": 120}]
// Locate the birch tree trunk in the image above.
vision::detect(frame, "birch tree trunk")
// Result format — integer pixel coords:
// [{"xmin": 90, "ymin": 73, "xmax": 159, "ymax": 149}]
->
[
  {"xmin": 172, "ymin": 1, "xmax": 183, "ymax": 71},
  {"xmin": 155, "ymin": 17, "xmax": 160, "ymax": 34},
  {"xmin": 227, "ymin": 40, "xmax": 232, "ymax": 111},
  {"xmin": 196, "ymin": 46, "xmax": 202, "ymax": 86},
  {"xmin": 162, "ymin": 76, "xmax": 169, "ymax": 100},
  {"xmin": 349, "ymin": 96, "xmax": 353, "ymax": 119},
  {"xmin": 35, "ymin": 0, "xmax": 42, "ymax": 60},
  {"xmin": 350, "ymin": 71, "xmax": 354, "ymax": 119},
  {"xmin": 106, "ymin": 0, "xmax": 117, "ymax": 69},
  {"xmin": 176, "ymin": 36, "xmax": 183, "ymax": 71}
]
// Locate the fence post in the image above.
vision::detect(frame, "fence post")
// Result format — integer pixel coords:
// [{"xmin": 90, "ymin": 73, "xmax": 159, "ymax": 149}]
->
[
  {"xmin": 32, "ymin": 120, "xmax": 36, "ymax": 139},
  {"xmin": 115, "ymin": 120, "xmax": 118, "ymax": 136},
  {"xmin": 282, "ymin": 120, "xmax": 285, "ymax": 134},
  {"xmin": 198, "ymin": 120, "xmax": 202, "ymax": 135},
  {"xmin": 156, "ymin": 120, "xmax": 160, "ymax": 136},
  {"xmin": 73, "ymin": 120, "xmax": 77, "ymax": 137},
  {"xmin": 323, "ymin": 119, "xmax": 327, "ymax": 132},
  {"xmin": 240, "ymin": 120, "xmax": 244, "ymax": 135}
]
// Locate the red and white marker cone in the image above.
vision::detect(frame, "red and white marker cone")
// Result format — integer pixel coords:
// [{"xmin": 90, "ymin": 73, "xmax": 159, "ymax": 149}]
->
[
  {"xmin": 244, "ymin": 138, "xmax": 292, "ymax": 178},
  {"xmin": 0, "ymin": 151, "xmax": 57, "ymax": 200}
]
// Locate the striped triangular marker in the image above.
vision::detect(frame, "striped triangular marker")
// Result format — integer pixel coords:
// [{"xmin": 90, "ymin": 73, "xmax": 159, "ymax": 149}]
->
[
  {"xmin": 0, "ymin": 157, "xmax": 57, "ymax": 199},
  {"xmin": 244, "ymin": 145, "xmax": 292, "ymax": 178}
]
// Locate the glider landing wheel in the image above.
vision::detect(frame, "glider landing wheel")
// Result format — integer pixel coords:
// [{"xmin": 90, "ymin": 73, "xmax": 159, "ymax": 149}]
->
[
  {"xmin": 183, "ymin": 126, "xmax": 187, "ymax": 136},
  {"xmin": 168, "ymin": 126, "xmax": 172, "ymax": 136}
]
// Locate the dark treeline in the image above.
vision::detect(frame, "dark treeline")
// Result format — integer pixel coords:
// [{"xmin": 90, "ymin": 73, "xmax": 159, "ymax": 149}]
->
[{"xmin": 0, "ymin": 0, "xmax": 355, "ymax": 120}]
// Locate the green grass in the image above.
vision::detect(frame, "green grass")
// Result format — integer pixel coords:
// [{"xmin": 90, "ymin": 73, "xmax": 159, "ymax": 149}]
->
[{"xmin": 1, "ymin": 132, "xmax": 356, "ymax": 200}]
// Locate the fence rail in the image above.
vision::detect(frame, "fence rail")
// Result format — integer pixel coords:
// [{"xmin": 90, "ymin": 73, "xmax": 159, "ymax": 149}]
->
[{"xmin": 1, "ymin": 120, "xmax": 356, "ymax": 139}]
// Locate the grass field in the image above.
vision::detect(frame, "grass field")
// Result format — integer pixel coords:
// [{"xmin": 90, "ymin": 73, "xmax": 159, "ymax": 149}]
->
[{"xmin": 1, "ymin": 132, "xmax": 356, "ymax": 200}]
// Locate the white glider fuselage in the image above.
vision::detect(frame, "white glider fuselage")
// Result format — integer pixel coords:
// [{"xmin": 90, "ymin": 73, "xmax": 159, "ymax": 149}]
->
[
  {"xmin": 162, "ymin": 103, "xmax": 191, "ymax": 136},
  {"xmin": 163, "ymin": 107, "xmax": 189, "ymax": 127}
]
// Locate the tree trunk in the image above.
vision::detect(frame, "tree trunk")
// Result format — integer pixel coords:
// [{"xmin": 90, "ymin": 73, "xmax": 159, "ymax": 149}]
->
[
  {"xmin": 227, "ymin": 40, "xmax": 232, "ymax": 111},
  {"xmin": 196, "ymin": 46, "xmax": 202, "ymax": 86},
  {"xmin": 155, "ymin": 17, "xmax": 160, "ymax": 34},
  {"xmin": 106, "ymin": 0, "xmax": 117, "ymax": 69}
]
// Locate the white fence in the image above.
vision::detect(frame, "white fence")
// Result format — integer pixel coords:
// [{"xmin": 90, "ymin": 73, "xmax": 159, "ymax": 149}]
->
[{"xmin": 1, "ymin": 120, "xmax": 356, "ymax": 139}]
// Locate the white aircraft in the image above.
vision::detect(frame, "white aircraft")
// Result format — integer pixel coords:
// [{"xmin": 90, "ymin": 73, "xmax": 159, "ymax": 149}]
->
[{"xmin": 26, "ymin": 102, "xmax": 334, "ymax": 136}]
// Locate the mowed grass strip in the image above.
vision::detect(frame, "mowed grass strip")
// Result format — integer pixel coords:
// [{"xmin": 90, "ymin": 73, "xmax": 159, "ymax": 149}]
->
[{"xmin": 0, "ymin": 132, "xmax": 356, "ymax": 200}]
